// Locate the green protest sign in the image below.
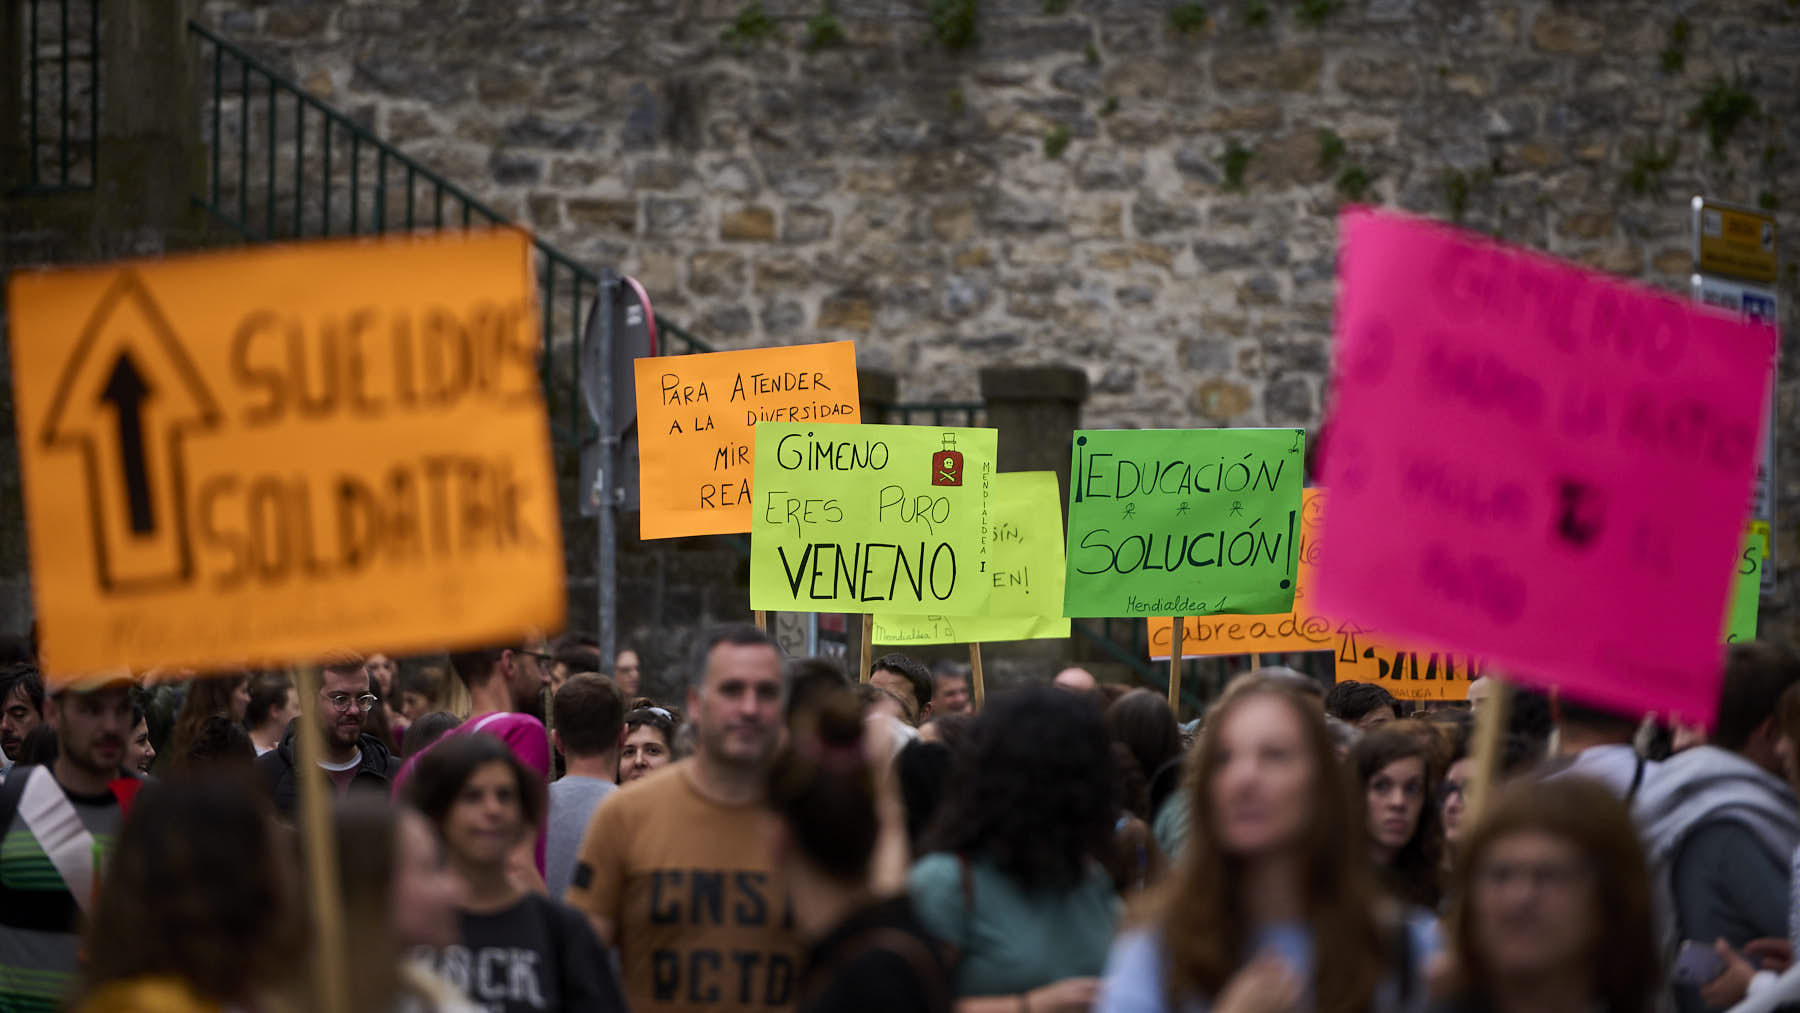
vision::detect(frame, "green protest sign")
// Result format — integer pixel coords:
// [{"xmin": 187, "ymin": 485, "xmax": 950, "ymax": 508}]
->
[
  {"xmin": 749, "ymin": 422, "xmax": 997, "ymax": 615},
  {"xmin": 873, "ymin": 471, "xmax": 1072, "ymax": 645},
  {"xmin": 1063, "ymin": 428, "xmax": 1304, "ymax": 618},
  {"xmin": 1725, "ymin": 525, "xmax": 1765, "ymax": 643}
]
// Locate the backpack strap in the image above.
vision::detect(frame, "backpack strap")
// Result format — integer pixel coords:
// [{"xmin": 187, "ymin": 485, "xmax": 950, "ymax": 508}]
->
[
  {"xmin": 1627, "ymin": 753, "xmax": 1647, "ymax": 804},
  {"xmin": 17, "ymin": 766, "xmax": 99, "ymax": 913},
  {"xmin": 1392, "ymin": 917, "xmax": 1416, "ymax": 1006},
  {"xmin": 957, "ymin": 853, "xmax": 976, "ymax": 953}
]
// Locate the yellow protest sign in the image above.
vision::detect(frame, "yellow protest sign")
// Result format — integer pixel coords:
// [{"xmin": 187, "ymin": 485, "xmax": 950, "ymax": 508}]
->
[
  {"xmin": 7, "ymin": 229, "xmax": 564, "ymax": 679},
  {"xmin": 873, "ymin": 471, "xmax": 1072, "ymax": 645},
  {"xmin": 749, "ymin": 422, "xmax": 996, "ymax": 615},
  {"xmin": 634, "ymin": 341, "xmax": 859, "ymax": 539}
]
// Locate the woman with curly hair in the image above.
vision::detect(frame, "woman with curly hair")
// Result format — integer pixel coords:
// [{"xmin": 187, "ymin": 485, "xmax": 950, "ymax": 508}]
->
[
  {"xmin": 1097, "ymin": 674, "xmax": 1434, "ymax": 1013},
  {"xmin": 1352, "ymin": 723, "xmax": 1445, "ymax": 911},
  {"xmin": 908, "ymin": 686, "xmax": 1119, "ymax": 1012}
]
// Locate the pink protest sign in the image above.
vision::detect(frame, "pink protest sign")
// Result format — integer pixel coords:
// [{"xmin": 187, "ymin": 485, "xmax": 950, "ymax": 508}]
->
[{"xmin": 1315, "ymin": 208, "xmax": 1776, "ymax": 725}]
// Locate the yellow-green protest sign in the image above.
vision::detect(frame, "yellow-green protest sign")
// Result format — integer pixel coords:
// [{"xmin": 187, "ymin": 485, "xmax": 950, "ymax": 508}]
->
[
  {"xmin": 749, "ymin": 422, "xmax": 997, "ymax": 614},
  {"xmin": 1063, "ymin": 428, "xmax": 1305, "ymax": 619},
  {"xmin": 873, "ymin": 471, "xmax": 1071, "ymax": 645},
  {"xmin": 1725, "ymin": 524, "xmax": 1766, "ymax": 643},
  {"xmin": 634, "ymin": 341, "xmax": 859, "ymax": 540}
]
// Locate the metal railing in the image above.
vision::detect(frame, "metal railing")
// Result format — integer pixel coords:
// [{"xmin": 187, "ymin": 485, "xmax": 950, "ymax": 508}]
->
[
  {"xmin": 18, "ymin": 0, "xmax": 98, "ymax": 192},
  {"xmin": 887, "ymin": 402, "xmax": 987, "ymax": 427},
  {"xmin": 186, "ymin": 20, "xmax": 715, "ymax": 446}
]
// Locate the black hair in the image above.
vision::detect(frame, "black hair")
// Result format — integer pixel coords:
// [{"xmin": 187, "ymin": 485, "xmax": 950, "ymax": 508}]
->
[
  {"xmin": 554, "ymin": 674, "xmax": 625, "ymax": 756},
  {"xmin": 177, "ymin": 716, "xmax": 257, "ymax": 773},
  {"xmin": 244, "ymin": 673, "xmax": 294, "ymax": 730},
  {"xmin": 447, "ymin": 648, "xmax": 506, "ymax": 690},
  {"xmin": 551, "ymin": 633, "xmax": 603, "ymax": 676},
  {"xmin": 1105, "ymin": 689, "xmax": 1183, "ymax": 810},
  {"xmin": 920, "ymin": 713, "xmax": 974, "ymax": 753},
  {"xmin": 0, "ymin": 663, "xmax": 45, "ymax": 715},
  {"xmin": 1558, "ymin": 698, "xmax": 1640, "ymax": 738},
  {"xmin": 766, "ymin": 692, "xmax": 877, "ymax": 884},
  {"xmin": 1716, "ymin": 642, "xmax": 1800, "ymax": 753},
  {"xmin": 403, "ymin": 733, "xmax": 546, "ymax": 834},
  {"xmin": 624, "ymin": 703, "xmax": 679, "ymax": 746},
  {"xmin": 786, "ymin": 656, "xmax": 852, "ymax": 722},
  {"xmin": 401, "ymin": 712, "xmax": 463, "ymax": 759},
  {"xmin": 1324, "ymin": 680, "xmax": 1397, "ymax": 723},
  {"xmin": 553, "ymin": 631, "xmax": 601, "ymax": 651},
  {"xmin": 895, "ymin": 739, "xmax": 954, "ymax": 852},
  {"xmin": 1351, "ymin": 725, "xmax": 1443, "ymax": 909},
  {"xmin": 870, "ymin": 653, "xmax": 933, "ymax": 712},
  {"xmin": 922, "ymin": 686, "xmax": 1115, "ymax": 891},
  {"xmin": 0, "ymin": 635, "xmax": 32, "ymax": 666},
  {"xmin": 20, "ymin": 725, "xmax": 58, "ymax": 766},
  {"xmin": 690, "ymin": 624, "xmax": 782, "ymax": 693}
]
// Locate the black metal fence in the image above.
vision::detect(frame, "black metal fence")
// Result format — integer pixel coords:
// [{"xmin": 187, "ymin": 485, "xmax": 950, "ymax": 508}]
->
[
  {"xmin": 185, "ymin": 20, "xmax": 715, "ymax": 450},
  {"xmin": 18, "ymin": 0, "xmax": 98, "ymax": 192}
]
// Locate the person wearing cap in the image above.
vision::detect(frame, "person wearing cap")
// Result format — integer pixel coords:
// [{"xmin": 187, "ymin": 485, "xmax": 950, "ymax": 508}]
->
[{"xmin": 0, "ymin": 675, "xmax": 141, "ymax": 1011}]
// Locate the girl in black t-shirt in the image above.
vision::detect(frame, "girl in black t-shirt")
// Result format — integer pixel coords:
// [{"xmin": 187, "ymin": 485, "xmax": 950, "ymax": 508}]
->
[{"xmin": 405, "ymin": 733, "xmax": 624, "ymax": 1013}]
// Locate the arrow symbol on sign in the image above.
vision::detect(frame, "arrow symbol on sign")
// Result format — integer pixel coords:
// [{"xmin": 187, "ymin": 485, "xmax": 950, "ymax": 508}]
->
[
  {"xmin": 101, "ymin": 351, "xmax": 156, "ymax": 535},
  {"xmin": 39, "ymin": 271, "xmax": 222, "ymax": 594}
]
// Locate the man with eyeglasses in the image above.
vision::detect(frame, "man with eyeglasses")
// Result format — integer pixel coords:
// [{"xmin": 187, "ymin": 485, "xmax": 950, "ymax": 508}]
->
[{"xmin": 256, "ymin": 651, "xmax": 400, "ymax": 820}]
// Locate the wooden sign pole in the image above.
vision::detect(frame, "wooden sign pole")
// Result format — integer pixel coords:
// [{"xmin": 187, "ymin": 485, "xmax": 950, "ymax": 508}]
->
[
  {"xmin": 969, "ymin": 642, "xmax": 986, "ymax": 710},
  {"xmin": 859, "ymin": 615, "xmax": 874, "ymax": 683},
  {"xmin": 292, "ymin": 664, "xmax": 351, "ymax": 1013},
  {"xmin": 754, "ymin": 610, "xmax": 767, "ymax": 633},
  {"xmin": 1466, "ymin": 679, "xmax": 1513, "ymax": 820},
  {"xmin": 1250, "ymin": 652, "xmax": 1264, "ymax": 670},
  {"xmin": 1168, "ymin": 617, "xmax": 1184, "ymax": 713}
]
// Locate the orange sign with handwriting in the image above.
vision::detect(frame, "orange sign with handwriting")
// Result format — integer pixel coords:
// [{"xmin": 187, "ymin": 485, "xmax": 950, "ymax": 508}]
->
[
  {"xmin": 634, "ymin": 341, "xmax": 859, "ymax": 539},
  {"xmin": 7, "ymin": 229, "xmax": 564, "ymax": 680}
]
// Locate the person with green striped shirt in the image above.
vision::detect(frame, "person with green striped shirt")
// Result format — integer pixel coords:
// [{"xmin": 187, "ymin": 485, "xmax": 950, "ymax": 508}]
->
[{"xmin": 0, "ymin": 677, "xmax": 138, "ymax": 1013}]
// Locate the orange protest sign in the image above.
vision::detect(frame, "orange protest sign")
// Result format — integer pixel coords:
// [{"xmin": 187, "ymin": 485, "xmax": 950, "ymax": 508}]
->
[
  {"xmin": 634, "ymin": 341, "xmax": 859, "ymax": 539},
  {"xmin": 1334, "ymin": 635, "xmax": 1484, "ymax": 701},
  {"xmin": 7, "ymin": 229, "xmax": 565, "ymax": 680},
  {"xmin": 1148, "ymin": 489, "xmax": 1331, "ymax": 658}
]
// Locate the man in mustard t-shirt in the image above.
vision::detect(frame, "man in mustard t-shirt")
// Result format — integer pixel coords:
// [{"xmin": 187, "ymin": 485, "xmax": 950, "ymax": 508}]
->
[{"xmin": 567, "ymin": 625, "xmax": 800, "ymax": 1012}]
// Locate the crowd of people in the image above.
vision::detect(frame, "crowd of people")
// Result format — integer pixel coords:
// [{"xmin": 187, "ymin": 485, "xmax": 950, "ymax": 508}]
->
[{"xmin": 2, "ymin": 628, "xmax": 1800, "ymax": 1013}]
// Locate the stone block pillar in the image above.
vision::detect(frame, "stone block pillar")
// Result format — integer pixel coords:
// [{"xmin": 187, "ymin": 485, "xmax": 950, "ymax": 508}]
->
[
  {"xmin": 858, "ymin": 368, "xmax": 898, "ymax": 424},
  {"xmin": 979, "ymin": 365, "xmax": 1089, "ymax": 521}
]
